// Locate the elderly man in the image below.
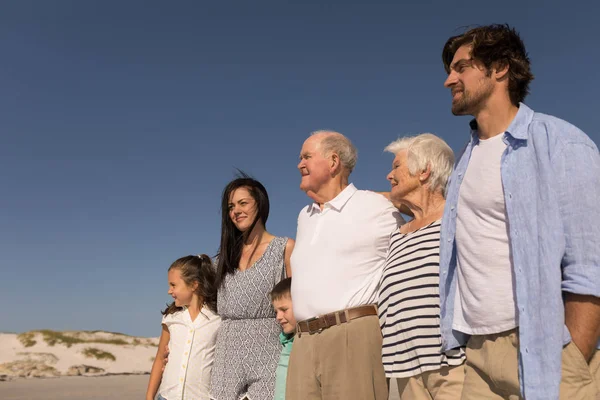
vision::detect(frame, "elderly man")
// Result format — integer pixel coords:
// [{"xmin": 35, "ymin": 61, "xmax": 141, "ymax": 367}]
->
[
  {"xmin": 286, "ymin": 130, "xmax": 403, "ymax": 400},
  {"xmin": 440, "ymin": 24, "xmax": 600, "ymax": 400}
]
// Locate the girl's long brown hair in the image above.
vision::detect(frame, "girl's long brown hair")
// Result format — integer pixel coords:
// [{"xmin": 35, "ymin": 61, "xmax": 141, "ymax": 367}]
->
[{"xmin": 162, "ymin": 254, "xmax": 218, "ymax": 316}]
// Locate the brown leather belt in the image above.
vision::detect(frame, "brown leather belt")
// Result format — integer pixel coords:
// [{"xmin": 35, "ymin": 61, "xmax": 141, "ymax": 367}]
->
[{"xmin": 296, "ymin": 304, "xmax": 378, "ymax": 334}]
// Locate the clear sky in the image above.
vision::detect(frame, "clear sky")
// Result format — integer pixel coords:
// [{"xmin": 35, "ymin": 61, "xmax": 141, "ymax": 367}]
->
[{"xmin": 1, "ymin": 1, "xmax": 598, "ymax": 337}]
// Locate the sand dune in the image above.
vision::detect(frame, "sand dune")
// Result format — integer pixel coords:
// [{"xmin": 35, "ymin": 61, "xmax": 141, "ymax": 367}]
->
[{"xmin": 0, "ymin": 331, "xmax": 159, "ymax": 379}]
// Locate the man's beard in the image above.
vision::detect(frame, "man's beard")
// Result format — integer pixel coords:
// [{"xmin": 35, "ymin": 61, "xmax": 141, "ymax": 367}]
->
[{"xmin": 451, "ymin": 79, "xmax": 493, "ymax": 116}]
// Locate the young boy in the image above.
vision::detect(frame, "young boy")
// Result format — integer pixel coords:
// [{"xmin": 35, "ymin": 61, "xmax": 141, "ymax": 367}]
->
[{"xmin": 270, "ymin": 277, "xmax": 296, "ymax": 400}]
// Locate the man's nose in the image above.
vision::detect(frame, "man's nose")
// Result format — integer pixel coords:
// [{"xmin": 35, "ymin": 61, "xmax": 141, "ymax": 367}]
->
[{"xmin": 444, "ymin": 72, "xmax": 457, "ymax": 88}]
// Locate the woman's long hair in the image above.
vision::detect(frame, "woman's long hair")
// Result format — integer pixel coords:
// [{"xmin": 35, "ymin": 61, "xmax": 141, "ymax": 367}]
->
[
  {"xmin": 162, "ymin": 254, "xmax": 218, "ymax": 315},
  {"xmin": 215, "ymin": 172, "xmax": 270, "ymax": 288}
]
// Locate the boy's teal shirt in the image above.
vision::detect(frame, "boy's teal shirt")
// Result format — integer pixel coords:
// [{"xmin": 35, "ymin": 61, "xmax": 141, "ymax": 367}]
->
[{"xmin": 274, "ymin": 332, "xmax": 294, "ymax": 400}]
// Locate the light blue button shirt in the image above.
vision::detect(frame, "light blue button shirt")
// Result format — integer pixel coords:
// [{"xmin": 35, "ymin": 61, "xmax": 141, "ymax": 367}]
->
[{"xmin": 439, "ymin": 103, "xmax": 600, "ymax": 400}]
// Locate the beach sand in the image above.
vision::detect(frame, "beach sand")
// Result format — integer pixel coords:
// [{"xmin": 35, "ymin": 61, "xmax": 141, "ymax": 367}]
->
[
  {"xmin": 0, "ymin": 375, "xmax": 150, "ymax": 400},
  {"xmin": 0, "ymin": 375, "xmax": 402, "ymax": 399},
  {"xmin": 1, "ymin": 331, "xmax": 402, "ymax": 399}
]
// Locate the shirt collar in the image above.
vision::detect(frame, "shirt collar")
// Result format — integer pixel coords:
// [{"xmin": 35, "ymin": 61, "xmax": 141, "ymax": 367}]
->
[
  {"xmin": 279, "ymin": 331, "xmax": 295, "ymax": 345},
  {"xmin": 308, "ymin": 183, "xmax": 357, "ymax": 213},
  {"xmin": 184, "ymin": 305, "xmax": 216, "ymax": 321},
  {"xmin": 469, "ymin": 102, "xmax": 534, "ymax": 142},
  {"xmin": 199, "ymin": 306, "xmax": 216, "ymax": 320}
]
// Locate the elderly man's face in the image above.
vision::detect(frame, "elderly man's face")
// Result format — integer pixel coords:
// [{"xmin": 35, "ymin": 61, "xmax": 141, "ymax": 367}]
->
[
  {"xmin": 386, "ymin": 150, "xmax": 420, "ymax": 202},
  {"xmin": 298, "ymin": 136, "xmax": 331, "ymax": 194}
]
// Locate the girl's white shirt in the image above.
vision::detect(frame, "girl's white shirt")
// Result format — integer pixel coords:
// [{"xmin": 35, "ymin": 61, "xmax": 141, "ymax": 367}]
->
[{"xmin": 158, "ymin": 306, "xmax": 221, "ymax": 400}]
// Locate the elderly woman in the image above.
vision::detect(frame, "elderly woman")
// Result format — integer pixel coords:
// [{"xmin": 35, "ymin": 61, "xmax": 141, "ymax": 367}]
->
[{"xmin": 378, "ymin": 133, "xmax": 465, "ymax": 400}]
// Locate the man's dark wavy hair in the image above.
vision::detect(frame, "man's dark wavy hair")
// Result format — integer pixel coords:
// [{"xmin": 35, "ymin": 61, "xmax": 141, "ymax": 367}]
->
[{"xmin": 442, "ymin": 24, "xmax": 534, "ymax": 106}]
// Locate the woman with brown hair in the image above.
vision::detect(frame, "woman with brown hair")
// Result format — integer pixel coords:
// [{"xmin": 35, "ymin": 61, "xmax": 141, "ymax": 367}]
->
[{"xmin": 210, "ymin": 173, "xmax": 294, "ymax": 400}]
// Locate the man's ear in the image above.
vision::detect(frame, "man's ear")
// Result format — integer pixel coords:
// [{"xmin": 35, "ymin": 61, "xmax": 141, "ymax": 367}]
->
[
  {"xmin": 494, "ymin": 61, "xmax": 509, "ymax": 81},
  {"xmin": 330, "ymin": 153, "xmax": 341, "ymax": 173}
]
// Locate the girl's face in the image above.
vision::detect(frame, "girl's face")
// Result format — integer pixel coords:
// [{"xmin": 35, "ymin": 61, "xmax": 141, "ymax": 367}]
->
[
  {"xmin": 228, "ymin": 187, "xmax": 259, "ymax": 232},
  {"xmin": 167, "ymin": 268, "xmax": 197, "ymax": 308}
]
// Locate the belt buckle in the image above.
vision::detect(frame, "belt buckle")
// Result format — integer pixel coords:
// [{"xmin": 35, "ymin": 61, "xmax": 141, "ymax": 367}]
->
[{"xmin": 305, "ymin": 316, "xmax": 324, "ymax": 334}]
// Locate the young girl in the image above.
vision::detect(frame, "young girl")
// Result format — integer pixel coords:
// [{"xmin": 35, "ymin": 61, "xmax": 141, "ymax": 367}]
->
[{"xmin": 146, "ymin": 255, "xmax": 221, "ymax": 400}]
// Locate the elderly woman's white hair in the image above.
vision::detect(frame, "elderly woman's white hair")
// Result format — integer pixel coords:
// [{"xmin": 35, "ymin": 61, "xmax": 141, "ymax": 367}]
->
[{"xmin": 385, "ymin": 133, "xmax": 454, "ymax": 196}]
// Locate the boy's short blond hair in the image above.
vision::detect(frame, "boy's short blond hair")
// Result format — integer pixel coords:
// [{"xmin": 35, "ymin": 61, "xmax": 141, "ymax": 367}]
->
[{"xmin": 270, "ymin": 277, "xmax": 291, "ymax": 301}]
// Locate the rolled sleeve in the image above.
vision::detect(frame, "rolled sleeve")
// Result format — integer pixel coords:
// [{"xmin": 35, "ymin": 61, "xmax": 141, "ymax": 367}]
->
[{"xmin": 555, "ymin": 142, "xmax": 600, "ymax": 297}]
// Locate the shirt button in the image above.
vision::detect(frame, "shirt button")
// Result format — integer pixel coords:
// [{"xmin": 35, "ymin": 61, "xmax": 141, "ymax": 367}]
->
[
  {"xmin": 450, "ymin": 206, "xmax": 455, "ymax": 211},
  {"xmin": 182, "ymin": 364, "xmax": 186, "ymax": 369},
  {"xmin": 187, "ymin": 340, "xmax": 191, "ymax": 343},
  {"xmin": 189, "ymin": 329, "xmax": 193, "ymax": 333},
  {"xmin": 509, "ymin": 193, "xmax": 512, "ymax": 199},
  {"xmin": 184, "ymin": 352, "xmax": 188, "ymax": 355},
  {"xmin": 525, "ymin": 347, "xmax": 529, "ymax": 353},
  {"xmin": 180, "ymin": 378, "xmax": 183, "ymax": 382},
  {"xmin": 447, "ymin": 239, "xmax": 451, "ymax": 242}
]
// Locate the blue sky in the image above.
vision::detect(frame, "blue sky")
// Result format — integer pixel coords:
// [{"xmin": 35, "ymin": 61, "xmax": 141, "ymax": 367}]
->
[{"xmin": 1, "ymin": 1, "xmax": 598, "ymax": 337}]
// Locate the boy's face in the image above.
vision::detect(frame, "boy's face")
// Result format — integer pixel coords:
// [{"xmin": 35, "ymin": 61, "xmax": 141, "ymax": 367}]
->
[{"xmin": 272, "ymin": 295, "xmax": 296, "ymax": 335}]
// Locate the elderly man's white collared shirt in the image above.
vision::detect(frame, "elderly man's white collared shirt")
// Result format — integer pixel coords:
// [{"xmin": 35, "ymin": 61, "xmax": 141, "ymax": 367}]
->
[
  {"xmin": 291, "ymin": 184, "xmax": 403, "ymax": 321},
  {"xmin": 158, "ymin": 307, "xmax": 221, "ymax": 400}
]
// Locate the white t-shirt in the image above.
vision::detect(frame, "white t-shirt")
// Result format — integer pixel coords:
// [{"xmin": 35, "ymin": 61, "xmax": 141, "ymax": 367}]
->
[
  {"xmin": 453, "ymin": 133, "xmax": 518, "ymax": 335},
  {"xmin": 159, "ymin": 307, "xmax": 221, "ymax": 400},
  {"xmin": 291, "ymin": 184, "xmax": 403, "ymax": 322}
]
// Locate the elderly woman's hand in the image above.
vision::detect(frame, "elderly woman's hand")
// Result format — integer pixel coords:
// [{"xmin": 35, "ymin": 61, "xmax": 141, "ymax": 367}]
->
[{"xmin": 375, "ymin": 192, "xmax": 413, "ymax": 217}]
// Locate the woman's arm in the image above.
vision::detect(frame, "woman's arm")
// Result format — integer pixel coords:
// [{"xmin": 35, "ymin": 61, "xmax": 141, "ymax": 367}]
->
[
  {"xmin": 146, "ymin": 325, "xmax": 170, "ymax": 400},
  {"xmin": 284, "ymin": 238, "xmax": 295, "ymax": 278}
]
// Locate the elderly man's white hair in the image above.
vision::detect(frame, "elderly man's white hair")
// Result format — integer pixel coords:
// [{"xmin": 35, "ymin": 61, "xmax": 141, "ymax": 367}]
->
[
  {"xmin": 310, "ymin": 130, "xmax": 358, "ymax": 174},
  {"xmin": 385, "ymin": 133, "xmax": 454, "ymax": 196}
]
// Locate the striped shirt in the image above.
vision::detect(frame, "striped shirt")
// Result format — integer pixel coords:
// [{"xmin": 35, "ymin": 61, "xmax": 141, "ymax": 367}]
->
[{"xmin": 379, "ymin": 220, "xmax": 465, "ymax": 378}]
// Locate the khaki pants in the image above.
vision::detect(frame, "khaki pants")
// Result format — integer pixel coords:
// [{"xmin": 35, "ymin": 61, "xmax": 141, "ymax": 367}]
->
[
  {"xmin": 392, "ymin": 364, "xmax": 465, "ymax": 400},
  {"xmin": 285, "ymin": 315, "xmax": 388, "ymax": 400},
  {"xmin": 461, "ymin": 329, "xmax": 600, "ymax": 400}
]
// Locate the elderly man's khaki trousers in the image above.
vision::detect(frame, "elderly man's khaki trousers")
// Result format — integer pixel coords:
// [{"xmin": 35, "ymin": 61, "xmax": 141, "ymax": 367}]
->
[
  {"xmin": 285, "ymin": 315, "xmax": 388, "ymax": 400},
  {"xmin": 460, "ymin": 328, "xmax": 600, "ymax": 399}
]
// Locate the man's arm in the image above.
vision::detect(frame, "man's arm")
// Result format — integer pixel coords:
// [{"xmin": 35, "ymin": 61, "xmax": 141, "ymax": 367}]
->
[
  {"xmin": 556, "ymin": 140, "xmax": 600, "ymax": 361},
  {"xmin": 375, "ymin": 191, "xmax": 413, "ymax": 217},
  {"xmin": 564, "ymin": 294, "xmax": 600, "ymax": 361}
]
